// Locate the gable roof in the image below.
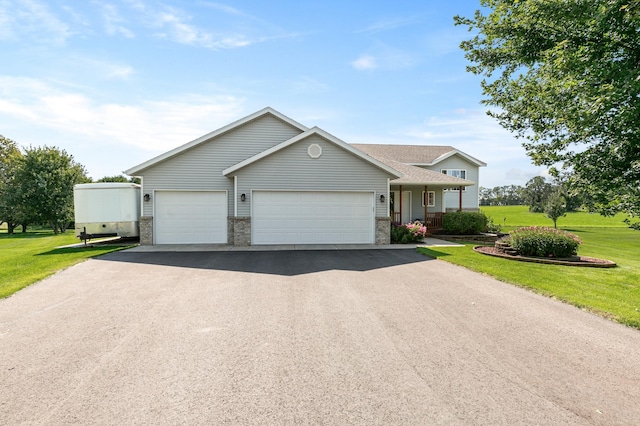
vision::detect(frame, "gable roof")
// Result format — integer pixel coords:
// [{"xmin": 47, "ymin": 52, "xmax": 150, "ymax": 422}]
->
[
  {"xmin": 351, "ymin": 144, "xmax": 487, "ymax": 167},
  {"xmin": 362, "ymin": 154, "xmax": 475, "ymax": 186},
  {"xmin": 223, "ymin": 127, "xmax": 402, "ymax": 178},
  {"xmin": 125, "ymin": 107, "xmax": 308, "ymax": 175}
]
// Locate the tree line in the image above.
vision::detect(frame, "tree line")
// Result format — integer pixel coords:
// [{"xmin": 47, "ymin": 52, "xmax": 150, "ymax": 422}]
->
[
  {"xmin": 482, "ymin": 176, "xmax": 587, "ymax": 228},
  {"xmin": 0, "ymin": 135, "xmax": 137, "ymax": 235}
]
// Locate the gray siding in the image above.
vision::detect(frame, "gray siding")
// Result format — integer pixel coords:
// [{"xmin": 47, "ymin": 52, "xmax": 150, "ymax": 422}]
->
[
  {"xmin": 233, "ymin": 134, "xmax": 392, "ymax": 217},
  {"xmin": 422, "ymin": 156, "xmax": 480, "ymax": 210},
  {"xmin": 137, "ymin": 114, "xmax": 304, "ymax": 216}
]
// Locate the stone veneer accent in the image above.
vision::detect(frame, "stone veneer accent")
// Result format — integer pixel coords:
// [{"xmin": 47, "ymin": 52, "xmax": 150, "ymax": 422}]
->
[
  {"xmin": 227, "ymin": 217, "xmax": 234, "ymax": 245},
  {"xmin": 232, "ymin": 216, "xmax": 251, "ymax": 246},
  {"xmin": 139, "ymin": 216, "xmax": 153, "ymax": 245},
  {"xmin": 375, "ymin": 217, "xmax": 390, "ymax": 245}
]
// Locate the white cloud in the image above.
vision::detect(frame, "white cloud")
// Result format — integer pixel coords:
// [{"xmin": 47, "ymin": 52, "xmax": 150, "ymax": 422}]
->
[
  {"xmin": 406, "ymin": 110, "xmax": 549, "ymax": 186},
  {"xmin": 352, "ymin": 55, "xmax": 378, "ymax": 70},
  {"xmin": 352, "ymin": 44, "xmax": 417, "ymax": 71},
  {"xmin": 119, "ymin": 1, "xmax": 292, "ymax": 50},
  {"xmin": 0, "ymin": 0, "xmax": 72, "ymax": 44},
  {"xmin": 0, "ymin": 76, "xmax": 245, "ymax": 154},
  {"xmin": 98, "ymin": 2, "xmax": 135, "ymax": 38}
]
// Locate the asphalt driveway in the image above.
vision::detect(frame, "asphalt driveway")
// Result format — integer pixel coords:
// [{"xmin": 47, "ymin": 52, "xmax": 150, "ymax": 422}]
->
[{"xmin": 1, "ymin": 249, "xmax": 639, "ymax": 425}]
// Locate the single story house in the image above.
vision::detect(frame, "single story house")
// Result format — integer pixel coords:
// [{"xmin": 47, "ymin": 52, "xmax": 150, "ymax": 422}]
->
[{"xmin": 125, "ymin": 107, "xmax": 485, "ymax": 246}]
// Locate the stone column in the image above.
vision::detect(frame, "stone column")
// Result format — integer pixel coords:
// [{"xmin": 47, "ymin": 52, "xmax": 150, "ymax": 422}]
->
[
  {"xmin": 139, "ymin": 216, "xmax": 153, "ymax": 245},
  {"xmin": 375, "ymin": 217, "xmax": 391, "ymax": 245},
  {"xmin": 232, "ymin": 217, "xmax": 252, "ymax": 246}
]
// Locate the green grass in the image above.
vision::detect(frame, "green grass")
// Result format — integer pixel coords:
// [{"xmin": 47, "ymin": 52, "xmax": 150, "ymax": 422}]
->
[
  {"xmin": 0, "ymin": 230, "xmax": 131, "ymax": 299},
  {"xmin": 421, "ymin": 207, "xmax": 640, "ymax": 328},
  {"xmin": 481, "ymin": 205, "xmax": 632, "ymax": 230}
]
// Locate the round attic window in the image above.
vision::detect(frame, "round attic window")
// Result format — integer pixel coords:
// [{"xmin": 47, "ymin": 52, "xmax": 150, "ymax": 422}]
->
[{"xmin": 308, "ymin": 143, "xmax": 322, "ymax": 159}]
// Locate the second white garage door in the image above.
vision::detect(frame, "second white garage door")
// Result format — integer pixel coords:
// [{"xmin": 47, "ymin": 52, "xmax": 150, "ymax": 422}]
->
[
  {"xmin": 155, "ymin": 191, "xmax": 227, "ymax": 244},
  {"xmin": 252, "ymin": 191, "xmax": 374, "ymax": 245}
]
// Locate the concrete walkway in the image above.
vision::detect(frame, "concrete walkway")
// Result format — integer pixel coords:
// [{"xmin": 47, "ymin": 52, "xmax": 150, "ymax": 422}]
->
[{"xmin": 125, "ymin": 237, "xmax": 464, "ymax": 252}]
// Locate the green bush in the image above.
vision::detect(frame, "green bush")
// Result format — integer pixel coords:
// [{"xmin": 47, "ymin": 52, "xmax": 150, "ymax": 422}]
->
[
  {"xmin": 485, "ymin": 216, "xmax": 502, "ymax": 233},
  {"xmin": 442, "ymin": 211, "xmax": 488, "ymax": 235},
  {"xmin": 507, "ymin": 226, "xmax": 582, "ymax": 258}
]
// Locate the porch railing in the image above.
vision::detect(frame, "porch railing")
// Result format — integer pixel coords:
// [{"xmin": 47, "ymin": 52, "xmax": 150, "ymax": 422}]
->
[{"xmin": 391, "ymin": 212, "xmax": 444, "ymax": 229}]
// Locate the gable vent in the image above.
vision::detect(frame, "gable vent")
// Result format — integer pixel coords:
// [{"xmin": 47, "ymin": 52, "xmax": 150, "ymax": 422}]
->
[{"xmin": 308, "ymin": 143, "xmax": 322, "ymax": 159}]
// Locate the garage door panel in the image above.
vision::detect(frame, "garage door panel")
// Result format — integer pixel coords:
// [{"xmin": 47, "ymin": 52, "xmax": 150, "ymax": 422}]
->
[
  {"xmin": 252, "ymin": 191, "xmax": 374, "ymax": 245},
  {"xmin": 155, "ymin": 191, "xmax": 227, "ymax": 244}
]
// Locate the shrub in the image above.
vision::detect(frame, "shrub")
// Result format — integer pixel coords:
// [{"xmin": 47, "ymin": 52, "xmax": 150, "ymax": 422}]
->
[
  {"xmin": 391, "ymin": 221, "xmax": 427, "ymax": 243},
  {"xmin": 442, "ymin": 211, "xmax": 488, "ymax": 235},
  {"xmin": 508, "ymin": 226, "xmax": 582, "ymax": 258},
  {"xmin": 485, "ymin": 216, "xmax": 502, "ymax": 233}
]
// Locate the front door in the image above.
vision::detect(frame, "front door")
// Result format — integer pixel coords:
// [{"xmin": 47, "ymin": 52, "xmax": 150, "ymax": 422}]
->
[{"xmin": 391, "ymin": 191, "xmax": 412, "ymax": 224}]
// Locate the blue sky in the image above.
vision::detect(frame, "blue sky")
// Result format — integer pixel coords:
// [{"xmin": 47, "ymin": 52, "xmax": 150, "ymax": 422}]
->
[{"xmin": 0, "ymin": 0, "xmax": 547, "ymax": 188}]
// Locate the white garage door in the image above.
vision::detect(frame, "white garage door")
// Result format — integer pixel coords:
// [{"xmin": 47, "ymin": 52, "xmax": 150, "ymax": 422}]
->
[
  {"xmin": 252, "ymin": 191, "xmax": 374, "ymax": 245},
  {"xmin": 155, "ymin": 191, "xmax": 227, "ymax": 244}
]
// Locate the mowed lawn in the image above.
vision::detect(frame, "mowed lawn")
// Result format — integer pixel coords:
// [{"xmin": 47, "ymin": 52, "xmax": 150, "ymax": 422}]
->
[
  {"xmin": 0, "ymin": 230, "xmax": 131, "ymax": 299},
  {"xmin": 419, "ymin": 206, "xmax": 640, "ymax": 329}
]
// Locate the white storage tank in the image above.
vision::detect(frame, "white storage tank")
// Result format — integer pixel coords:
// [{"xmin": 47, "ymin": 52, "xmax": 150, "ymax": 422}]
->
[{"xmin": 74, "ymin": 183, "xmax": 141, "ymax": 240}]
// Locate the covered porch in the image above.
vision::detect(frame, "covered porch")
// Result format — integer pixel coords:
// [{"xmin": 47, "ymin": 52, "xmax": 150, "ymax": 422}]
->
[
  {"xmin": 389, "ymin": 184, "xmax": 463, "ymax": 229},
  {"xmin": 387, "ymin": 173, "xmax": 475, "ymax": 231}
]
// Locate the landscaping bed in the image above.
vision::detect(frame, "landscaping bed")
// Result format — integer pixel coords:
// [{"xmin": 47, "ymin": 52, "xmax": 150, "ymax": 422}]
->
[{"xmin": 473, "ymin": 245, "xmax": 616, "ymax": 267}]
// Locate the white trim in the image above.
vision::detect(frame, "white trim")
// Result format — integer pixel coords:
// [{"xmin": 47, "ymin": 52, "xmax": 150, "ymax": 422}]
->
[
  {"xmin": 223, "ymin": 127, "xmax": 402, "ymax": 178},
  {"xmin": 421, "ymin": 191, "xmax": 436, "ymax": 207},
  {"xmin": 233, "ymin": 176, "xmax": 238, "ymax": 217},
  {"xmin": 125, "ymin": 107, "xmax": 309, "ymax": 175},
  {"xmin": 441, "ymin": 169, "xmax": 468, "ymax": 191},
  {"xmin": 408, "ymin": 150, "xmax": 487, "ymax": 167},
  {"xmin": 139, "ymin": 176, "xmax": 144, "ymax": 217}
]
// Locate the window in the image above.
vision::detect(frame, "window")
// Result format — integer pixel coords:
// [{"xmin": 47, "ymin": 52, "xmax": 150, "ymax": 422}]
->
[
  {"xmin": 422, "ymin": 191, "xmax": 435, "ymax": 207},
  {"xmin": 441, "ymin": 169, "xmax": 467, "ymax": 191}
]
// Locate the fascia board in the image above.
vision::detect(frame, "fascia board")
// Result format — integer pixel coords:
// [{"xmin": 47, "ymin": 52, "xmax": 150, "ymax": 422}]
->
[
  {"xmin": 392, "ymin": 179, "xmax": 477, "ymax": 186},
  {"xmin": 428, "ymin": 150, "xmax": 487, "ymax": 167},
  {"xmin": 125, "ymin": 107, "xmax": 309, "ymax": 175}
]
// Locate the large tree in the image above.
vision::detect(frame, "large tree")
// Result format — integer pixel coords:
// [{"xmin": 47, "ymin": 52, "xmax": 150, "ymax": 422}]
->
[
  {"xmin": 455, "ymin": 1, "xmax": 640, "ymax": 217},
  {"xmin": 16, "ymin": 146, "xmax": 90, "ymax": 234},
  {"xmin": 523, "ymin": 176, "xmax": 553, "ymax": 213},
  {"xmin": 0, "ymin": 135, "xmax": 25, "ymax": 233}
]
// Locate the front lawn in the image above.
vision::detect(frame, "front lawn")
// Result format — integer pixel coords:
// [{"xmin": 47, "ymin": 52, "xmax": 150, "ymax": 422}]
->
[
  {"xmin": 419, "ymin": 225, "xmax": 640, "ymax": 329},
  {"xmin": 0, "ymin": 230, "xmax": 132, "ymax": 299}
]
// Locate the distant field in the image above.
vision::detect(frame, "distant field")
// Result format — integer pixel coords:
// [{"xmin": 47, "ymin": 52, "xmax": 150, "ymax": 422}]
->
[{"xmin": 481, "ymin": 205, "xmax": 631, "ymax": 229}]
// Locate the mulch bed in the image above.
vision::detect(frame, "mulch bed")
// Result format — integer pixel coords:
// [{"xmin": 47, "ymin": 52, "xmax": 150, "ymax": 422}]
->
[{"xmin": 473, "ymin": 245, "xmax": 617, "ymax": 268}]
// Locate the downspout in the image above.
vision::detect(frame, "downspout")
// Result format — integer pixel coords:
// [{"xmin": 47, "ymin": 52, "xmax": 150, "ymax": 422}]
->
[
  {"xmin": 459, "ymin": 186, "xmax": 463, "ymax": 212},
  {"xmin": 399, "ymin": 185, "xmax": 403, "ymax": 224},
  {"xmin": 386, "ymin": 178, "xmax": 390, "ymax": 218},
  {"xmin": 234, "ymin": 175, "xmax": 238, "ymax": 217},
  {"xmin": 424, "ymin": 185, "xmax": 428, "ymax": 232}
]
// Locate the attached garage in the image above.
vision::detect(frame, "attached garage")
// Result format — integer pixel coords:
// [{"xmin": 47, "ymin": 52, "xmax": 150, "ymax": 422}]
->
[
  {"xmin": 252, "ymin": 191, "xmax": 374, "ymax": 245},
  {"xmin": 154, "ymin": 191, "xmax": 227, "ymax": 244}
]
